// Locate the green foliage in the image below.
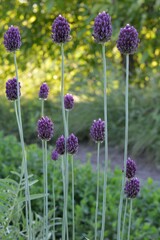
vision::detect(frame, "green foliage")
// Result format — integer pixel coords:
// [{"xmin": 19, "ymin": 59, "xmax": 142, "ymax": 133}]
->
[
  {"xmin": 0, "ymin": 133, "xmax": 160, "ymax": 239},
  {"xmin": 0, "ymin": 0, "xmax": 159, "ymax": 96}
]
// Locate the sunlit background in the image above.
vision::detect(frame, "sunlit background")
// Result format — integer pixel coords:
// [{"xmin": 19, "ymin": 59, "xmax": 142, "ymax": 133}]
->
[{"xmin": 0, "ymin": 0, "xmax": 159, "ymax": 163}]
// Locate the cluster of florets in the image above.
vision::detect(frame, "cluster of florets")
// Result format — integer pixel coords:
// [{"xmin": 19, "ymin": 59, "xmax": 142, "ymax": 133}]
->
[
  {"xmin": 125, "ymin": 157, "xmax": 137, "ymax": 179},
  {"xmin": 124, "ymin": 177, "xmax": 140, "ymax": 198},
  {"xmin": 90, "ymin": 119, "xmax": 105, "ymax": 143},
  {"xmin": 117, "ymin": 24, "xmax": 140, "ymax": 55},
  {"xmin": 64, "ymin": 93, "xmax": 74, "ymax": 110},
  {"xmin": 93, "ymin": 11, "xmax": 112, "ymax": 44},
  {"xmin": 39, "ymin": 83, "xmax": 49, "ymax": 100},
  {"xmin": 37, "ymin": 116, "xmax": 54, "ymax": 141},
  {"xmin": 51, "ymin": 15, "xmax": 71, "ymax": 44},
  {"xmin": 67, "ymin": 133, "xmax": 78, "ymax": 154},
  {"xmin": 6, "ymin": 77, "xmax": 21, "ymax": 101},
  {"xmin": 55, "ymin": 134, "xmax": 78, "ymax": 156},
  {"xmin": 51, "ymin": 149, "xmax": 59, "ymax": 161},
  {"xmin": 124, "ymin": 157, "xmax": 140, "ymax": 198},
  {"xmin": 4, "ymin": 25, "xmax": 21, "ymax": 52}
]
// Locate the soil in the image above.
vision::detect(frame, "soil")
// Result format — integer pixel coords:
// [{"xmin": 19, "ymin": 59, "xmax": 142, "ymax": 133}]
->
[{"xmin": 77, "ymin": 142, "xmax": 160, "ymax": 184}]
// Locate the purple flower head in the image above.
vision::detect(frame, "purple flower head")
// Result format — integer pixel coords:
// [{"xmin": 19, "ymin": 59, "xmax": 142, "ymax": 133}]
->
[
  {"xmin": 37, "ymin": 116, "xmax": 54, "ymax": 141},
  {"xmin": 4, "ymin": 25, "xmax": 21, "ymax": 52},
  {"xmin": 51, "ymin": 149, "xmax": 59, "ymax": 161},
  {"xmin": 39, "ymin": 83, "xmax": 49, "ymax": 100},
  {"xmin": 124, "ymin": 177, "xmax": 140, "ymax": 198},
  {"xmin": 93, "ymin": 11, "xmax": 112, "ymax": 44},
  {"xmin": 117, "ymin": 24, "xmax": 140, "ymax": 55},
  {"xmin": 126, "ymin": 157, "xmax": 137, "ymax": 179},
  {"xmin": 64, "ymin": 93, "xmax": 74, "ymax": 110},
  {"xmin": 6, "ymin": 77, "xmax": 21, "ymax": 101},
  {"xmin": 56, "ymin": 135, "xmax": 65, "ymax": 155},
  {"xmin": 90, "ymin": 118, "xmax": 105, "ymax": 143},
  {"xmin": 52, "ymin": 15, "xmax": 71, "ymax": 44},
  {"xmin": 67, "ymin": 133, "xmax": 78, "ymax": 154}
]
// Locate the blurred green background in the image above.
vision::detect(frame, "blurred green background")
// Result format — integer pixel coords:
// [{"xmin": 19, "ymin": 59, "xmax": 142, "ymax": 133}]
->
[{"xmin": 0, "ymin": 0, "xmax": 160, "ymax": 163}]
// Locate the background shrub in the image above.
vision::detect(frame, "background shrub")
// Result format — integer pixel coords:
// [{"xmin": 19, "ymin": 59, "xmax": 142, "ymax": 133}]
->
[{"xmin": 0, "ymin": 133, "xmax": 160, "ymax": 239}]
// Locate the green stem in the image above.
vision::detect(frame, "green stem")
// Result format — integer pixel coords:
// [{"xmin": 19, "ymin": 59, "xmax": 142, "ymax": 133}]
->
[
  {"xmin": 61, "ymin": 156, "xmax": 65, "ymax": 240},
  {"xmin": 61, "ymin": 43, "xmax": 68, "ymax": 240},
  {"xmin": 66, "ymin": 110, "xmax": 69, "ymax": 240},
  {"xmin": 100, "ymin": 44, "xmax": 109, "ymax": 240},
  {"xmin": 122, "ymin": 198, "xmax": 128, "ymax": 240},
  {"xmin": 52, "ymin": 164, "xmax": 56, "ymax": 240},
  {"xmin": 14, "ymin": 52, "xmax": 32, "ymax": 239},
  {"xmin": 127, "ymin": 199, "xmax": 132, "ymax": 240},
  {"xmin": 117, "ymin": 54, "xmax": 129, "ymax": 240},
  {"xmin": 44, "ymin": 141, "xmax": 48, "ymax": 239},
  {"xmin": 61, "ymin": 44, "xmax": 67, "ymax": 139},
  {"xmin": 42, "ymin": 140, "xmax": 46, "ymax": 240},
  {"xmin": 42, "ymin": 94, "xmax": 45, "ymax": 239},
  {"xmin": 66, "ymin": 111, "xmax": 69, "ymax": 136},
  {"xmin": 41, "ymin": 99, "xmax": 44, "ymax": 116},
  {"xmin": 71, "ymin": 155, "xmax": 75, "ymax": 240},
  {"xmin": 95, "ymin": 142, "xmax": 100, "ymax": 240}
]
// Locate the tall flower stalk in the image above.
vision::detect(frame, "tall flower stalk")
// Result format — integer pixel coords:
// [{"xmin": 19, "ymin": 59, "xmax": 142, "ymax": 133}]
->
[
  {"xmin": 95, "ymin": 142, "xmax": 100, "ymax": 239},
  {"xmin": 38, "ymin": 83, "xmax": 50, "ymax": 239},
  {"xmin": 116, "ymin": 24, "xmax": 140, "ymax": 240},
  {"xmin": 52, "ymin": 15, "xmax": 71, "ymax": 240},
  {"xmin": 4, "ymin": 25, "xmax": 33, "ymax": 238},
  {"xmin": 67, "ymin": 133, "xmax": 78, "ymax": 239},
  {"xmin": 117, "ymin": 53, "xmax": 129, "ymax": 240},
  {"xmin": 90, "ymin": 118, "xmax": 105, "ymax": 239},
  {"xmin": 121, "ymin": 198, "xmax": 128, "ymax": 240},
  {"xmin": 64, "ymin": 93, "xmax": 75, "ymax": 238},
  {"xmin": 37, "ymin": 116, "xmax": 54, "ymax": 239},
  {"xmin": 93, "ymin": 11, "xmax": 112, "ymax": 240},
  {"xmin": 124, "ymin": 177, "xmax": 140, "ymax": 240},
  {"xmin": 51, "ymin": 150, "xmax": 59, "ymax": 240}
]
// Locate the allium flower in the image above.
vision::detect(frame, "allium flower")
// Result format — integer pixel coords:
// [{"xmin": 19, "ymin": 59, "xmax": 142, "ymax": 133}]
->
[
  {"xmin": 51, "ymin": 149, "xmax": 59, "ymax": 161},
  {"xmin": 51, "ymin": 15, "xmax": 71, "ymax": 44},
  {"xmin": 67, "ymin": 133, "xmax": 78, "ymax": 154},
  {"xmin": 126, "ymin": 157, "xmax": 137, "ymax": 179},
  {"xmin": 93, "ymin": 11, "xmax": 112, "ymax": 44},
  {"xmin": 6, "ymin": 77, "xmax": 21, "ymax": 101},
  {"xmin": 37, "ymin": 116, "xmax": 54, "ymax": 141},
  {"xmin": 56, "ymin": 135, "xmax": 65, "ymax": 155},
  {"xmin": 117, "ymin": 24, "xmax": 140, "ymax": 55},
  {"xmin": 124, "ymin": 177, "xmax": 140, "ymax": 198},
  {"xmin": 4, "ymin": 25, "xmax": 21, "ymax": 52},
  {"xmin": 64, "ymin": 93, "xmax": 74, "ymax": 110},
  {"xmin": 90, "ymin": 118, "xmax": 105, "ymax": 143},
  {"xmin": 39, "ymin": 83, "xmax": 49, "ymax": 100}
]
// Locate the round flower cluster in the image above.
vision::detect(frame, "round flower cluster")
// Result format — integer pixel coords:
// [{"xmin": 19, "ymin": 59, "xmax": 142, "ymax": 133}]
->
[
  {"xmin": 4, "ymin": 25, "xmax": 21, "ymax": 52},
  {"xmin": 55, "ymin": 134, "xmax": 78, "ymax": 155},
  {"xmin": 64, "ymin": 93, "xmax": 74, "ymax": 110},
  {"xmin": 126, "ymin": 157, "xmax": 137, "ymax": 179},
  {"xmin": 124, "ymin": 157, "xmax": 140, "ymax": 198},
  {"xmin": 37, "ymin": 116, "xmax": 54, "ymax": 141},
  {"xmin": 67, "ymin": 133, "xmax": 78, "ymax": 154},
  {"xmin": 39, "ymin": 83, "xmax": 49, "ymax": 100},
  {"xmin": 124, "ymin": 177, "xmax": 140, "ymax": 198},
  {"xmin": 117, "ymin": 24, "xmax": 140, "ymax": 55},
  {"xmin": 56, "ymin": 135, "xmax": 65, "ymax": 155},
  {"xmin": 90, "ymin": 118, "xmax": 105, "ymax": 143},
  {"xmin": 93, "ymin": 11, "xmax": 112, "ymax": 44},
  {"xmin": 51, "ymin": 149, "xmax": 59, "ymax": 161},
  {"xmin": 51, "ymin": 15, "xmax": 71, "ymax": 44},
  {"xmin": 6, "ymin": 77, "xmax": 21, "ymax": 101}
]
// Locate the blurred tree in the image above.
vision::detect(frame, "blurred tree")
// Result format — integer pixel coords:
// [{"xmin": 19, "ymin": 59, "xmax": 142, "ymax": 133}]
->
[{"xmin": 0, "ymin": 0, "xmax": 159, "ymax": 99}]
